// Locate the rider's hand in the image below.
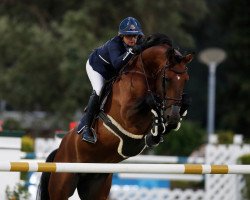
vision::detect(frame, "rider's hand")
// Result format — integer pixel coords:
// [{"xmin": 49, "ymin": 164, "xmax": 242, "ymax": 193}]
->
[
  {"xmin": 137, "ymin": 35, "xmax": 146, "ymax": 45},
  {"xmin": 132, "ymin": 45, "xmax": 143, "ymax": 54}
]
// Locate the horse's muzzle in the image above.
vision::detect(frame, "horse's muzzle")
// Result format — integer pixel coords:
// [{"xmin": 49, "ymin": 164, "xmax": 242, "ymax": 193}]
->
[{"xmin": 164, "ymin": 105, "xmax": 181, "ymax": 125}]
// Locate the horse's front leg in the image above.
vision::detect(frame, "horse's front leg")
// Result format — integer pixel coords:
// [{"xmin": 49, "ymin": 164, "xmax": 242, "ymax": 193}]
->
[
  {"xmin": 93, "ymin": 174, "xmax": 113, "ymax": 200},
  {"xmin": 77, "ymin": 173, "xmax": 113, "ymax": 200},
  {"xmin": 48, "ymin": 172, "xmax": 78, "ymax": 200}
]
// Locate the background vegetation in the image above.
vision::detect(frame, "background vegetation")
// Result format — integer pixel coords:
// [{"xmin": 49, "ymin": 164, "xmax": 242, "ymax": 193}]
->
[
  {"xmin": 0, "ymin": 0, "xmax": 249, "ymax": 142},
  {"xmin": 239, "ymin": 154, "xmax": 250, "ymax": 199}
]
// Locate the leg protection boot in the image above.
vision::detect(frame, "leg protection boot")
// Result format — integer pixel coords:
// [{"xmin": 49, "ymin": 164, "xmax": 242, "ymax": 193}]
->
[{"xmin": 180, "ymin": 93, "xmax": 192, "ymax": 117}]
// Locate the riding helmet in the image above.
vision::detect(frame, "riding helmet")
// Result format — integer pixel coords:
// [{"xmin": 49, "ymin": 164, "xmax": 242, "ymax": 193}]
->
[{"xmin": 118, "ymin": 17, "xmax": 143, "ymax": 36}]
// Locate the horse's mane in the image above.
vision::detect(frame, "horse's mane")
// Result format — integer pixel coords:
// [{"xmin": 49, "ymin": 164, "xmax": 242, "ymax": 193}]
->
[
  {"xmin": 140, "ymin": 33, "xmax": 183, "ymax": 65},
  {"xmin": 141, "ymin": 33, "xmax": 173, "ymax": 49},
  {"xmin": 118, "ymin": 33, "xmax": 181, "ymax": 81}
]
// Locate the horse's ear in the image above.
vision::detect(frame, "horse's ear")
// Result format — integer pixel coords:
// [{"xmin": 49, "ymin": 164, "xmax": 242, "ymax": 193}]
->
[{"xmin": 183, "ymin": 54, "xmax": 193, "ymax": 64}]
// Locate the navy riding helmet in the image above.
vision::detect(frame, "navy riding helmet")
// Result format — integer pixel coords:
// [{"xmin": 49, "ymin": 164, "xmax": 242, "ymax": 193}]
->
[{"xmin": 118, "ymin": 17, "xmax": 144, "ymax": 36}]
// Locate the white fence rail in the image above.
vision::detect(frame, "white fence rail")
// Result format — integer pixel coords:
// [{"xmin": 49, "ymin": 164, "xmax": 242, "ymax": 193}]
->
[{"xmin": 0, "ymin": 162, "xmax": 250, "ymax": 174}]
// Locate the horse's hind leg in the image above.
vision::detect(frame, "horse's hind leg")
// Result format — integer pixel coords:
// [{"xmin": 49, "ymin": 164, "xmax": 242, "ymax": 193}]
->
[
  {"xmin": 77, "ymin": 173, "xmax": 113, "ymax": 200},
  {"xmin": 48, "ymin": 173, "xmax": 78, "ymax": 200}
]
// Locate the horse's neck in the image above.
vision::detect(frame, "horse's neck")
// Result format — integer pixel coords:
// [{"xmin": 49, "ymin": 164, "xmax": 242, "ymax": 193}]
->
[
  {"xmin": 141, "ymin": 46, "xmax": 168, "ymax": 75},
  {"xmin": 105, "ymin": 72, "xmax": 153, "ymax": 134},
  {"xmin": 104, "ymin": 46, "xmax": 167, "ymax": 134}
]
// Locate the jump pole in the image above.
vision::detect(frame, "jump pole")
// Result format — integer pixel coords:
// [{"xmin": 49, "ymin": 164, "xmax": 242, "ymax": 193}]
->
[{"xmin": 0, "ymin": 162, "xmax": 250, "ymax": 174}]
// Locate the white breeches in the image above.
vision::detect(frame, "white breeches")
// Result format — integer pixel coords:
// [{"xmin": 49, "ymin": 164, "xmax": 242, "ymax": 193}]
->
[{"xmin": 86, "ymin": 60, "xmax": 105, "ymax": 96}]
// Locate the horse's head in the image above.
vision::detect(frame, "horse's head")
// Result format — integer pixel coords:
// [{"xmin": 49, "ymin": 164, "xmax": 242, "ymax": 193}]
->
[
  {"xmin": 139, "ymin": 34, "xmax": 193, "ymax": 128},
  {"xmin": 160, "ymin": 49, "xmax": 193, "ymax": 126}
]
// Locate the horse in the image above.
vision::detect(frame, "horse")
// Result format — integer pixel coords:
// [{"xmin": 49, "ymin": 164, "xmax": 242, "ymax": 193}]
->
[{"xmin": 36, "ymin": 33, "xmax": 193, "ymax": 200}]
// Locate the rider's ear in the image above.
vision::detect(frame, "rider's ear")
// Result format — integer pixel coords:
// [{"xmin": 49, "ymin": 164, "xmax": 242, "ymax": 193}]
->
[{"xmin": 183, "ymin": 54, "xmax": 193, "ymax": 64}]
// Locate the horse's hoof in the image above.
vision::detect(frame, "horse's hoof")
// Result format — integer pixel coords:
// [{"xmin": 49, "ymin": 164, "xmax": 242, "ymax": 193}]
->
[{"xmin": 145, "ymin": 134, "xmax": 163, "ymax": 148}]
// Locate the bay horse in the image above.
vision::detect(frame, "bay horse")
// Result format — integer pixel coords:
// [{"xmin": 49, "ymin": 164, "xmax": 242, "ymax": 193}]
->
[{"xmin": 37, "ymin": 33, "xmax": 193, "ymax": 200}]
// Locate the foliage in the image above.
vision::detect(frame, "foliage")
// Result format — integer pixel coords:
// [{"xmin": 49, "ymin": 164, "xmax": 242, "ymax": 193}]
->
[
  {"xmin": 217, "ymin": 130, "xmax": 234, "ymax": 144},
  {"xmin": 153, "ymin": 121, "xmax": 206, "ymax": 156},
  {"xmin": 21, "ymin": 135, "xmax": 34, "ymax": 152},
  {"xmin": 216, "ymin": 0, "xmax": 250, "ymax": 136},
  {"xmin": 2, "ymin": 118, "xmax": 22, "ymax": 130},
  {"xmin": 239, "ymin": 154, "xmax": 250, "ymax": 165},
  {"xmin": 5, "ymin": 183, "xmax": 30, "ymax": 200},
  {"xmin": 0, "ymin": 17, "xmax": 64, "ymax": 112},
  {"xmin": 0, "ymin": 0, "xmax": 249, "ymax": 135},
  {"xmin": 238, "ymin": 154, "xmax": 250, "ymax": 200},
  {"xmin": 179, "ymin": 0, "xmax": 250, "ymax": 139},
  {"xmin": 0, "ymin": 0, "xmax": 207, "ymax": 112}
]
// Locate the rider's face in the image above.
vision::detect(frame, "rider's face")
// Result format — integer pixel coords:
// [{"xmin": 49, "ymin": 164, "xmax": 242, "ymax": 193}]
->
[{"xmin": 123, "ymin": 35, "xmax": 138, "ymax": 47}]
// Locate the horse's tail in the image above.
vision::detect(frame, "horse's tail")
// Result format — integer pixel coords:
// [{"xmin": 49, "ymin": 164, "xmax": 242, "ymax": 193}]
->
[{"xmin": 36, "ymin": 149, "xmax": 58, "ymax": 200}]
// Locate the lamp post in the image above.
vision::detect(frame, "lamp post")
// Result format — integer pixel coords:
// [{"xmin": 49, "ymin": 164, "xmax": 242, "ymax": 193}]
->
[{"xmin": 198, "ymin": 48, "xmax": 226, "ymax": 143}]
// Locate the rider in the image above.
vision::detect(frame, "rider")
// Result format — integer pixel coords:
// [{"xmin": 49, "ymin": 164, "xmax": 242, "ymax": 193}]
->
[{"xmin": 77, "ymin": 17, "xmax": 144, "ymax": 143}]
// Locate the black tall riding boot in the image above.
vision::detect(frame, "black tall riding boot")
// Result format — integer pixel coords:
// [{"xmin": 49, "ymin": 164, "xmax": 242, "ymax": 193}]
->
[{"xmin": 77, "ymin": 91, "xmax": 99, "ymax": 143}]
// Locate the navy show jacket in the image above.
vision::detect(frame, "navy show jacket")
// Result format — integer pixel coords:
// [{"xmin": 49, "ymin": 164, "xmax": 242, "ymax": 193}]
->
[{"xmin": 88, "ymin": 36, "xmax": 134, "ymax": 80}]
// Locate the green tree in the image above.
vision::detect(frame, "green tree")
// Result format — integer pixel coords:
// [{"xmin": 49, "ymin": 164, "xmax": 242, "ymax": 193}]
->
[
  {"xmin": 184, "ymin": 0, "xmax": 250, "ymax": 138},
  {"xmin": 0, "ymin": 17, "xmax": 63, "ymax": 111},
  {"xmin": 216, "ymin": 0, "xmax": 250, "ymax": 135},
  {"xmin": 135, "ymin": 0, "xmax": 208, "ymax": 47},
  {"xmin": 0, "ymin": 0, "xmax": 208, "ymax": 130}
]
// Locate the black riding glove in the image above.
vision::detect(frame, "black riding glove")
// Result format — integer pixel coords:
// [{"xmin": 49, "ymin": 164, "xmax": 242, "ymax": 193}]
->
[
  {"xmin": 137, "ymin": 35, "xmax": 146, "ymax": 45},
  {"xmin": 132, "ymin": 45, "xmax": 143, "ymax": 54}
]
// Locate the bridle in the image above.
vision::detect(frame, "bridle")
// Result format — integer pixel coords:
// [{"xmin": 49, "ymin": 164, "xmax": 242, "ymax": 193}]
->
[{"xmin": 138, "ymin": 52, "xmax": 188, "ymax": 111}]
